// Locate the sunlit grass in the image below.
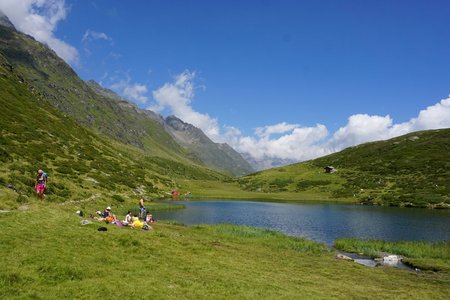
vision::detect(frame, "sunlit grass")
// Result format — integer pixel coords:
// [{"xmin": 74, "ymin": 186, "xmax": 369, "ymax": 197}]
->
[{"xmin": 0, "ymin": 204, "xmax": 449, "ymax": 299}]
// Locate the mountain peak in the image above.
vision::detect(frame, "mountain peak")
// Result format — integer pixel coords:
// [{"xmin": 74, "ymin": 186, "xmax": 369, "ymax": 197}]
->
[
  {"xmin": 164, "ymin": 115, "xmax": 254, "ymax": 176},
  {"xmin": 0, "ymin": 11, "xmax": 16, "ymax": 30},
  {"xmin": 165, "ymin": 115, "xmax": 196, "ymax": 131}
]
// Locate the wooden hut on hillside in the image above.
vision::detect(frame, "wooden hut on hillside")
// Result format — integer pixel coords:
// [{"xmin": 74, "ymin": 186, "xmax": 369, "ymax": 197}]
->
[{"xmin": 324, "ymin": 166, "xmax": 337, "ymax": 173}]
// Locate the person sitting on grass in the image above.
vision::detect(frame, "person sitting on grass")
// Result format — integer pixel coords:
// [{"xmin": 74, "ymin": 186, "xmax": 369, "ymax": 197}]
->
[
  {"xmin": 145, "ymin": 213, "xmax": 155, "ymax": 223},
  {"xmin": 103, "ymin": 206, "xmax": 117, "ymax": 223},
  {"xmin": 130, "ymin": 214, "xmax": 144, "ymax": 229},
  {"xmin": 122, "ymin": 210, "xmax": 133, "ymax": 226}
]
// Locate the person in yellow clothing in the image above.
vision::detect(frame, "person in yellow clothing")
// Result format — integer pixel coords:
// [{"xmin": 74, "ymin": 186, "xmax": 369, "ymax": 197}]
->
[{"xmin": 130, "ymin": 215, "xmax": 144, "ymax": 229}]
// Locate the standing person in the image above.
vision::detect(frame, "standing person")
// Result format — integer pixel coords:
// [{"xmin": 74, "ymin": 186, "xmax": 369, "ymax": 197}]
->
[
  {"xmin": 35, "ymin": 169, "xmax": 48, "ymax": 202},
  {"xmin": 139, "ymin": 197, "xmax": 146, "ymax": 220}
]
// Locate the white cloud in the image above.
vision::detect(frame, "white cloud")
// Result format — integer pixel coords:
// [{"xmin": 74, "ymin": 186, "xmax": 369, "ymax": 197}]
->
[
  {"xmin": 233, "ymin": 124, "xmax": 330, "ymax": 161},
  {"xmin": 254, "ymin": 122, "xmax": 300, "ymax": 138},
  {"xmin": 149, "ymin": 72, "xmax": 450, "ymax": 169},
  {"xmin": 150, "ymin": 70, "xmax": 222, "ymax": 140},
  {"xmin": 327, "ymin": 114, "xmax": 394, "ymax": 150},
  {"xmin": 411, "ymin": 97, "xmax": 450, "ymax": 130},
  {"xmin": 110, "ymin": 76, "xmax": 149, "ymax": 104},
  {"xmin": 0, "ymin": 0, "xmax": 79, "ymax": 65},
  {"xmin": 328, "ymin": 95, "xmax": 450, "ymax": 151},
  {"xmin": 82, "ymin": 29, "xmax": 111, "ymax": 43},
  {"xmin": 123, "ymin": 83, "xmax": 148, "ymax": 103}
]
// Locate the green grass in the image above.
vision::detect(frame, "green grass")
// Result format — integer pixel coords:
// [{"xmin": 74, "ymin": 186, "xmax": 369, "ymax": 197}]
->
[
  {"xmin": 0, "ymin": 204, "xmax": 448, "ymax": 299},
  {"xmin": 176, "ymin": 179, "xmax": 353, "ymax": 203},
  {"xmin": 335, "ymin": 238, "xmax": 450, "ymax": 273}
]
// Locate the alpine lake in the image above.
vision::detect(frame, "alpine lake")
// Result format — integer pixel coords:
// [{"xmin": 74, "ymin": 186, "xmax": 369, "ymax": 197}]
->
[{"xmin": 156, "ymin": 200, "xmax": 449, "ymax": 246}]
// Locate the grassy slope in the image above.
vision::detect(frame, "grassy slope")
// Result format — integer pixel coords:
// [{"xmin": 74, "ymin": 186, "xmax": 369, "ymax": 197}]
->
[
  {"xmin": 0, "ymin": 204, "xmax": 448, "ymax": 299},
  {"xmin": 234, "ymin": 130, "xmax": 450, "ymax": 207},
  {"xmin": 0, "ymin": 52, "xmax": 228, "ymax": 210}
]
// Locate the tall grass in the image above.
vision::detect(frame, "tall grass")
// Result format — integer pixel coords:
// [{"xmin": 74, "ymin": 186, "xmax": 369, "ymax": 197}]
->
[{"xmin": 335, "ymin": 238, "xmax": 449, "ymax": 259}]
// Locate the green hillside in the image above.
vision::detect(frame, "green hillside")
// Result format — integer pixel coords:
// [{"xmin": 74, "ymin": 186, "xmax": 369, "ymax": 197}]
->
[
  {"xmin": 0, "ymin": 24, "xmax": 196, "ymax": 161},
  {"xmin": 238, "ymin": 129, "xmax": 450, "ymax": 207},
  {"xmin": 0, "ymin": 51, "xmax": 228, "ymax": 209}
]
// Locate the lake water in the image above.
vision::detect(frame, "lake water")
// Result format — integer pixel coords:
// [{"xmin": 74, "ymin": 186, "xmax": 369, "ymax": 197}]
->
[{"xmin": 155, "ymin": 200, "xmax": 450, "ymax": 245}]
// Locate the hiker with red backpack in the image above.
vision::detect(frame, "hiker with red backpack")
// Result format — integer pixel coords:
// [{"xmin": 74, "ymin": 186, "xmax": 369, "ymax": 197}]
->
[{"xmin": 35, "ymin": 169, "xmax": 48, "ymax": 202}]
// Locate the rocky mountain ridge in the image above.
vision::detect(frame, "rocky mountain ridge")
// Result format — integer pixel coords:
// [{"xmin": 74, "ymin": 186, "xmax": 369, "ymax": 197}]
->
[
  {"xmin": 164, "ymin": 115, "xmax": 254, "ymax": 176},
  {"xmin": 87, "ymin": 80, "xmax": 254, "ymax": 175}
]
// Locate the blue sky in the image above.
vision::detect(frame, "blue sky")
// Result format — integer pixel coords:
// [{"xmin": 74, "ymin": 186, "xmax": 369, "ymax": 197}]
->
[{"xmin": 1, "ymin": 0, "xmax": 450, "ymax": 168}]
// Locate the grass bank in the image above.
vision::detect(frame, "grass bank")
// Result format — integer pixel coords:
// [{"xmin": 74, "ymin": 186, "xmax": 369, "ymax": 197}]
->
[
  {"xmin": 335, "ymin": 238, "xmax": 450, "ymax": 273},
  {"xmin": 0, "ymin": 204, "xmax": 449, "ymax": 299},
  {"xmin": 179, "ymin": 179, "xmax": 355, "ymax": 203}
]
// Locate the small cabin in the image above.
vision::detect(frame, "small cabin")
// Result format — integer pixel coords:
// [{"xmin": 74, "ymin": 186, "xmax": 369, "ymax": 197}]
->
[{"xmin": 324, "ymin": 166, "xmax": 337, "ymax": 173}]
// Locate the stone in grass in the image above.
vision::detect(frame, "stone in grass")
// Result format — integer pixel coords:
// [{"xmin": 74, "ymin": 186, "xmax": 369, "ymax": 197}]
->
[
  {"xmin": 336, "ymin": 253, "xmax": 353, "ymax": 261},
  {"xmin": 383, "ymin": 255, "xmax": 403, "ymax": 262}
]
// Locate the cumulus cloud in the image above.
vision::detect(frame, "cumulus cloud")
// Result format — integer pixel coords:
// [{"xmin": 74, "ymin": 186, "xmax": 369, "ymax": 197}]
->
[
  {"xmin": 150, "ymin": 70, "xmax": 221, "ymax": 140},
  {"xmin": 254, "ymin": 122, "xmax": 300, "ymax": 139},
  {"xmin": 411, "ymin": 96, "xmax": 450, "ymax": 130},
  {"xmin": 232, "ymin": 124, "xmax": 330, "ymax": 161},
  {"xmin": 0, "ymin": 0, "xmax": 79, "ymax": 65},
  {"xmin": 149, "ymin": 71, "xmax": 450, "ymax": 169},
  {"xmin": 327, "ymin": 114, "xmax": 395, "ymax": 150},
  {"xmin": 328, "ymin": 95, "xmax": 450, "ymax": 151}
]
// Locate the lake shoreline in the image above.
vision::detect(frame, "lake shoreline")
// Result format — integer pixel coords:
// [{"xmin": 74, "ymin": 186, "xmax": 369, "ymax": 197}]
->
[{"xmin": 157, "ymin": 194, "xmax": 450, "ymax": 209}]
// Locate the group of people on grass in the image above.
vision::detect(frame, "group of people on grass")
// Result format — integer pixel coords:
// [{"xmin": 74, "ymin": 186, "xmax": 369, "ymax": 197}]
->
[
  {"xmin": 91, "ymin": 197, "xmax": 156, "ymax": 230},
  {"xmin": 35, "ymin": 169, "xmax": 156, "ymax": 230}
]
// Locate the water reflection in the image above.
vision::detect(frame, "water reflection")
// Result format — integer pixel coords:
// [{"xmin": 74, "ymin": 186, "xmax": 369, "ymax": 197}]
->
[{"xmin": 156, "ymin": 200, "xmax": 450, "ymax": 245}]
